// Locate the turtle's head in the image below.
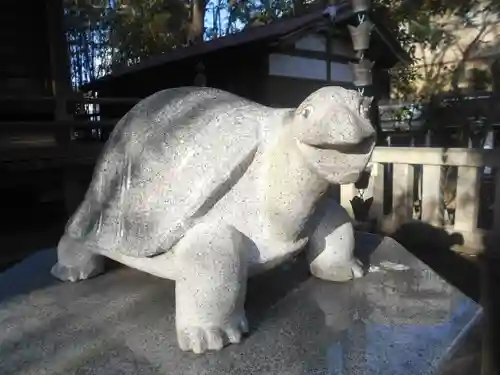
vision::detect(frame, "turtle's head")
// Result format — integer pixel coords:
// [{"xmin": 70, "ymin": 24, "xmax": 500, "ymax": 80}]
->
[{"xmin": 291, "ymin": 86, "xmax": 376, "ymax": 184}]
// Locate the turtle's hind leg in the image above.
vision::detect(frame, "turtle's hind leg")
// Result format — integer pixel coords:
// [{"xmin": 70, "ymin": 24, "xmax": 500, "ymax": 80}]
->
[
  {"xmin": 51, "ymin": 234, "xmax": 105, "ymax": 282},
  {"xmin": 306, "ymin": 198, "xmax": 364, "ymax": 282},
  {"xmin": 174, "ymin": 220, "xmax": 249, "ymax": 354}
]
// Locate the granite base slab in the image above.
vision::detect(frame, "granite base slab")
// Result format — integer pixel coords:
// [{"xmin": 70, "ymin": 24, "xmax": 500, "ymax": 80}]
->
[{"xmin": 0, "ymin": 233, "xmax": 482, "ymax": 375}]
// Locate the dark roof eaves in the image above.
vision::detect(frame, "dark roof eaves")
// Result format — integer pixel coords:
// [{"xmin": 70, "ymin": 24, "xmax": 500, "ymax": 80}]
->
[
  {"xmin": 82, "ymin": 10, "xmax": 331, "ymax": 91},
  {"xmin": 83, "ymin": 3, "xmax": 408, "ymax": 91}
]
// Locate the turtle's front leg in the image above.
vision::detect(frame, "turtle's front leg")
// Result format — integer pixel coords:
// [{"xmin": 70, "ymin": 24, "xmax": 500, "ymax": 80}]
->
[
  {"xmin": 306, "ymin": 198, "xmax": 364, "ymax": 282},
  {"xmin": 174, "ymin": 220, "xmax": 249, "ymax": 354}
]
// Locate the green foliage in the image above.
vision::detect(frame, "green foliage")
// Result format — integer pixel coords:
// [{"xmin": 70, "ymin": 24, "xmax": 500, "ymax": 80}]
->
[
  {"xmin": 373, "ymin": 0, "xmax": 500, "ymax": 99},
  {"xmin": 65, "ymin": 0, "xmax": 500, "ymax": 98},
  {"xmin": 64, "ymin": 0, "xmax": 189, "ymax": 87},
  {"xmin": 106, "ymin": 0, "xmax": 189, "ymax": 65}
]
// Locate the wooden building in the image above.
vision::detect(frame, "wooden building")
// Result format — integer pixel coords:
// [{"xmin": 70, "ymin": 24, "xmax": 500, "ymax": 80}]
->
[
  {"xmin": 1, "ymin": 2, "xmax": 407, "ymax": 227},
  {"xmin": 1, "ymin": 0, "xmax": 71, "ymax": 126},
  {"xmin": 0, "ymin": 0, "xmax": 78, "ymax": 237},
  {"xmin": 0, "ymin": 0, "xmax": 86, "ymax": 187},
  {"xmin": 86, "ymin": 4, "xmax": 409, "ymax": 113}
]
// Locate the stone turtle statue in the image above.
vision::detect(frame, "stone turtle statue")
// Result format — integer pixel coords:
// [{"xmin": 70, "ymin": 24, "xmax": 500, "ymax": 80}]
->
[{"xmin": 52, "ymin": 86, "xmax": 376, "ymax": 354}]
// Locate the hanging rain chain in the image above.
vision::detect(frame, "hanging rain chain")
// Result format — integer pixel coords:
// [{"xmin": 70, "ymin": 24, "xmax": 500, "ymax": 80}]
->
[
  {"xmin": 348, "ymin": 0, "xmax": 374, "ymax": 97},
  {"xmin": 349, "ymin": 0, "xmax": 374, "ymax": 198}
]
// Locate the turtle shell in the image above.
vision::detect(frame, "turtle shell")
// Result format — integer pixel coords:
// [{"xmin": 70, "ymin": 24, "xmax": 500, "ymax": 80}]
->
[{"xmin": 66, "ymin": 87, "xmax": 269, "ymax": 257}]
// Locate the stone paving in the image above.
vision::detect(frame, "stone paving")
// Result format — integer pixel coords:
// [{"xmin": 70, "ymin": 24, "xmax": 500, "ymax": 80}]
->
[{"xmin": 0, "ymin": 233, "xmax": 482, "ymax": 375}]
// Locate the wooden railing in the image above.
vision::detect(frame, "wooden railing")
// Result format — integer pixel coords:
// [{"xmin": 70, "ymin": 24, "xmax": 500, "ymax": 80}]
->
[
  {"xmin": 4, "ymin": 96, "xmax": 499, "ymax": 251},
  {"xmin": 0, "ymin": 95, "xmax": 139, "ymax": 127},
  {"xmin": 341, "ymin": 147, "xmax": 500, "ymax": 253},
  {"xmin": 0, "ymin": 95, "xmax": 140, "ymax": 168}
]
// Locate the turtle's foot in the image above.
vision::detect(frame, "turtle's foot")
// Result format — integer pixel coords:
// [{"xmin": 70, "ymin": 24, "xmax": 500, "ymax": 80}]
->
[
  {"xmin": 307, "ymin": 197, "xmax": 364, "ymax": 282},
  {"xmin": 174, "ymin": 220, "xmax": 248, "ymax": 354},
  {"xmin": 310, "ymin": 258, "xmax": 364, "ymax": 282},
  {"xmin": 177, "ymin": 316, "xmax": 249, "ymax": 354},
  {"xmin": 51, "ymin": 234, "xmax": 105, "ymax": 282}
]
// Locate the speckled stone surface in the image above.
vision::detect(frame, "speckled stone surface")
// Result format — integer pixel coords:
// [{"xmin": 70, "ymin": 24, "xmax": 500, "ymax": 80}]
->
[
  {"xmin": 52, "ymin": 86, "xmax": 376, "ymax": 353},
  {"xmin": 0, "ymin": 233, "xmax": 481, "ymax": 375},
  {"xmin": 61, "ymin": 86, "xmax": 374, "ymax": 260}
]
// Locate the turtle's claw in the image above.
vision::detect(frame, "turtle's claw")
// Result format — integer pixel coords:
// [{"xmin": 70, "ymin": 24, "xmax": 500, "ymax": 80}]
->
[{"xmin": 177, "ymin": 317, "xmax": 248, "ymax": 354}]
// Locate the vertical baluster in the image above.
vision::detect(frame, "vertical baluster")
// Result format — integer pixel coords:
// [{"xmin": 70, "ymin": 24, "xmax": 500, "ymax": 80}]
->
[
  {"xmin": 454, "ymin": 166, "xmax": 480, "ymax": 233},
  {"xmin": 364, "ymin": 162, "xmax": 384, "ymax": 226},
  {"xmin": 421, "ymin": 165, "xmax": 444, "ymax": 226},
  {"xmin": 341, "ymin": 183, "xmax": 357, "ymax": 219},
  {"xmin": 493, "ymin": 168, "xmax": 500, "ymax": 233},
  {"xmin": 392, "ymin": 163, "xmax": 415, "ymax": 228}
]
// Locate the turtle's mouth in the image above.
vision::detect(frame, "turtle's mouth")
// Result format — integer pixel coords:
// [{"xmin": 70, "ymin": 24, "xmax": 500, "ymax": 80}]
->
[
  {"xmin": 303, "ymin": 136, "xmax": 375, "ymax": 154},
  {"xmin": 296, "ymin": 136, "xmax": 375, "ymax": 184}
]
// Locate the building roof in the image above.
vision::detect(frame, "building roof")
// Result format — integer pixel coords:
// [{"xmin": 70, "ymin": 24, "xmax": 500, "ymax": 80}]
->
[{"xmin": 84, "ymin": 2, "xmax": 410, "ymax": 92}]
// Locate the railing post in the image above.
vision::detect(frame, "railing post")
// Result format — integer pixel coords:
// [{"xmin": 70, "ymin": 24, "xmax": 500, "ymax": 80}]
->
[
  {"xmin": 493, "ymin": 168, "xmax": 500, "ymax": 233},
  {"xmin": 340, "ymin": 183, "xmax": 357, "ymax": 219},
  {"xmin": 421, "ymin": 165, "xmax": 444, "ymax": 226},
  {"xmin": 454, "ymin": 166, "xmax": 480, "ymax": 233},
  {"xmin": 364, "ymin": 162, "xmax": 384, "ymax": 225},
  {"xmin": 392, "ymin": 163, "xmax": 415, "ymax": 228}
]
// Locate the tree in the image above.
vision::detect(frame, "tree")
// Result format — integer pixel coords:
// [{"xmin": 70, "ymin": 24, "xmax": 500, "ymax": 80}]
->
[
  {"xmin": 106, "ymin": 0, "xmax": 189, "ymax": 64},
  {"xmin": 378, "ymin": 0, "xmax": 500, "ymax": 100},
  {"xmin": 217, "ymin": 0, "xmax": 500, "ymax": 100},
  {"xmin": 187, "ymin": 0, "xmax": 206, "ymax": 44},
  {"xmin": 65, "ymin": 0, "xmax": 500, "ymax": 99},
  {"xmin": 64, "ymin": 0, "xmax": 190, "ymax": 88}
]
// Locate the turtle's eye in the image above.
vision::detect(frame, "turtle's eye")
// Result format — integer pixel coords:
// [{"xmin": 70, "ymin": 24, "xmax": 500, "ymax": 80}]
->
[{"xmin": 300, "ymin": 105, "xmax": 313, "ymax": 119}]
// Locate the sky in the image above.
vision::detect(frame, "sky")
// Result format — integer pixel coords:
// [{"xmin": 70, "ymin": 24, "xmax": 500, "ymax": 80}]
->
[{"xmin": 204, "ymin": 0, "xmax": 255, "ymax": 39}]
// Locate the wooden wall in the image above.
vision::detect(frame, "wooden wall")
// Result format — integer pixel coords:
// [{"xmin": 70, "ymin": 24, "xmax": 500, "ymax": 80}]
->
[
  {"xmin": 1, "ymin": 0, "xmax": 52, "ymax": 98},
  {"xmin": 92, "ymin": 31, "xmax": 391, "ymax": 116},
  {"xmin": 0, "ymin": 0, "xmax": 70, "ymax": 123},
  {"xmin": 261, "ymin": 32, "xmax": 390, "ymax": 108}
]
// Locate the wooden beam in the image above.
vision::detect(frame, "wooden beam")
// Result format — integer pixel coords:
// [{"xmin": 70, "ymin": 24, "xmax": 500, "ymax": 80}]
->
[
  {"xmin": 45, "ymin": 0, "xmax": 72, "ymax": 106},
  {"xmin": 0, "ymin": 96, "xmax": 141, "ymax": 105},
  {"xmin": 45, "ymin": 0, "xmax": 73, "ymax": 144},
  {"xmin": 0, "ymin": 143, "xmax": 102, "ymax": 166},
  {"xmin": 372, "ymin": 147, "xmax": 500, "ymax": 168},
  {"xmin": 0, "ymin": 120, "xmax": 118, "ymax": 129}
]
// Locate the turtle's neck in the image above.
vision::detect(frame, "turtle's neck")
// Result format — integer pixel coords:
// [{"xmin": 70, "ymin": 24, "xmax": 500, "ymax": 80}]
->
[{"xmin": 259, "ymin": 124, "xmax": 330, "ymax": 244}]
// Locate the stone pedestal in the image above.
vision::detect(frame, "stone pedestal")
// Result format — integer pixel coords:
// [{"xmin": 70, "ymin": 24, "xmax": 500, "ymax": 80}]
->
[{"xmin": 0, "ymin": 233, "xmax": 481, "ymax": 374}]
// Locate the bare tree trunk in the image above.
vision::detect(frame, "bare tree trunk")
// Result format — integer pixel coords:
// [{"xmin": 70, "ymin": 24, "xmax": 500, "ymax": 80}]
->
[{"xmin": 187, "ymin": 0, "xmax": 206, "ymax": 45}]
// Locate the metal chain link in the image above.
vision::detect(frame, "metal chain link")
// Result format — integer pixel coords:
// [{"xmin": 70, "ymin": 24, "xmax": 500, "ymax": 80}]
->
[
  {"xmin": 353, "ymin": 8, "xmax": 371, "ymax": 198},
  {"xmin": 355, "ymin": 11, "xmax": 368, "ymax": 99}
]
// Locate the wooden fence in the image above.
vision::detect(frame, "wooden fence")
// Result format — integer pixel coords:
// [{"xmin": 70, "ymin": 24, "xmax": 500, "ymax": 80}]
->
[
  {"xmin": 4, "ymin": 94, "xmax": 500, "ymax": 254},
  {"xmin": 341, "ymin": 147, "xmax": 500, "ymax": 253},
  {"xmin": 0, "ymin": 95, "xmax": 140, "ymax": 169}
]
